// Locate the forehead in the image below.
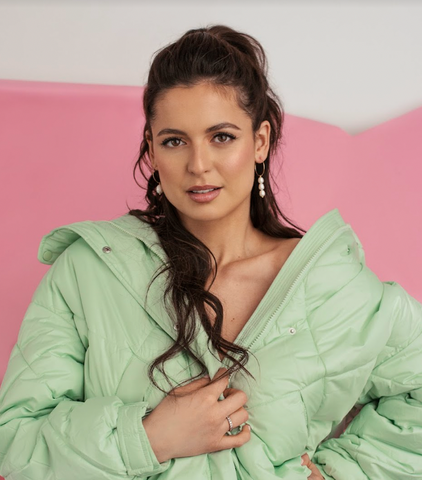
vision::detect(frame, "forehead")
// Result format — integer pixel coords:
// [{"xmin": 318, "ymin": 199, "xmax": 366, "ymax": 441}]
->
[
  {"xmin": 152, "ymin": 83, "xmax": 249, "ymax": 127},
  {"xmin": 157, "ymin": 82, "xmax": 237, "ymax": 104}
]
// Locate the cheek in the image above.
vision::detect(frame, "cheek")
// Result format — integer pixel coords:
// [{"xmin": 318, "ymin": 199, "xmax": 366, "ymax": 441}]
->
[
  {"xmin": 223, "ymin": 151, "xmax": 255, "ymax": 187},
  {"xmin": 155, "ymin": 159, "xmax": 180, "ymax": 183}
]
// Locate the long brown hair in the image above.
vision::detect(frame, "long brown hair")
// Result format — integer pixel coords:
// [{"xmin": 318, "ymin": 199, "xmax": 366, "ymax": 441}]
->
[{"xmin": 127, "ymin": 25, "xmax": 306, "ymax": 394}]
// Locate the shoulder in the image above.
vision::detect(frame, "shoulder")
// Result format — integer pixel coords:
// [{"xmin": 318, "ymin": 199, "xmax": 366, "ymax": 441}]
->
[
  {"xmin": 281, "ymin": 236, "xmax": 302, "ymax": 255},
  {"xmin": 38, "ymin": 213, "xmax": 160, "ymax": 266},
  {"xmin": 265, "ymin": 236, "xmax": 302, "ymax": 272},
  {"xmin": 256, "ymin": 232, "xmax": 302, "ymax": 258},
  {"xmin": 304, "ymin": 222, "xmax": 381, "ymax": 315}
]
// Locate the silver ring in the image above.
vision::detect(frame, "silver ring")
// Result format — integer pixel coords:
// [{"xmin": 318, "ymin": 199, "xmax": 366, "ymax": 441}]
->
[{"xmin": 226, "ymin": 415, "xmax": 233, "ymax": 432}]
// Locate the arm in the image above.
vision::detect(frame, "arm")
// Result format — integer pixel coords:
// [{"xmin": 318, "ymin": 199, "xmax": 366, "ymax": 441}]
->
[
  {"xmin": 0, "ymin": 248, "xmax": 171, "ymax": 479},
  {"xmin": 313, "ymin": 279, "xmax": 422, "ymax": 480}
]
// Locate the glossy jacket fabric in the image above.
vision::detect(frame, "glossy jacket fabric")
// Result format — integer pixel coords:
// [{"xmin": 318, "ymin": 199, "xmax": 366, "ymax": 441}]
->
[{"xmin": 0, "ymin": 208, "xmax": 421, "ymax": 480}]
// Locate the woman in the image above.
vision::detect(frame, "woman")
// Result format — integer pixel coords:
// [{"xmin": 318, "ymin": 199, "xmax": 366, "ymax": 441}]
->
[{"xmin": 0, "ymin": 25, "xmax": 421, "ymax": 480}]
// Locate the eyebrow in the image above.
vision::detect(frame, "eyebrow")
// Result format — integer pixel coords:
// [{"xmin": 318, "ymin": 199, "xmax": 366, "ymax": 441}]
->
[{"xmin": 157, "ymin": 122, "xmax": 241, "ymax": 137}]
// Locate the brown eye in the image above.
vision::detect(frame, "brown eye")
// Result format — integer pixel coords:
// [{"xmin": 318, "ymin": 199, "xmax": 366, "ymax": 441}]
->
[
  {"xmin": 161, "ymin": 137, "xmax": 184, "ymax": 148},
  {"xmin": 214, "ymin": 132, "xmax": 236, "ymax": 143}
]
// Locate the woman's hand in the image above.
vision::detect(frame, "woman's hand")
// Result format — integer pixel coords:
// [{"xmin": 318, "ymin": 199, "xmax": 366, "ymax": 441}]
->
[
  {"xmin": 302, "ymin": 453, "xmax": 325, "ymax": 479},
  {"xmin": 143, "ymin": 367, "xmax": 250, "ymax": 463}
]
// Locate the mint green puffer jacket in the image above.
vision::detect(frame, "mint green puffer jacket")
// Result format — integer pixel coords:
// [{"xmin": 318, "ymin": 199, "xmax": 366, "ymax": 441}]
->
[{"xmin": 0, "ymin": 208, "xmax": 421, "ymax": 480}]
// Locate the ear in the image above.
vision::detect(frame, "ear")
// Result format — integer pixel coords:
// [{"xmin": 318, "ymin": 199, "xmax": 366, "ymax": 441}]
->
[
  {"xmin": 254, "ymin": 120, "xmax": 271, "ymax": 164},
  {"xmin": 145, "ymin": 130, "xmax": 156, "ymax": 169}
]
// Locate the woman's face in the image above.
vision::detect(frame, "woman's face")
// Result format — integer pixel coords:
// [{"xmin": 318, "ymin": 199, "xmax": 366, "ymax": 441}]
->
[{"xmin": 146, "ymin": 82, "xmax": 270, "ymax": 229}]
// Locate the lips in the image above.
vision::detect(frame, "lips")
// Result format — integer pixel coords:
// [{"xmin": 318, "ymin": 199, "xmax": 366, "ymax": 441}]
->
[
  {"xmin": 190, "ymin": 188, "xmax": 218, "ymax": 193},
  {"xmin": 186, "ymin": 185, "xmax": 222, "ymax": 203},
  {"xmin": 187, "ymin": 185, "xmax": 221, "ymax": 193}
]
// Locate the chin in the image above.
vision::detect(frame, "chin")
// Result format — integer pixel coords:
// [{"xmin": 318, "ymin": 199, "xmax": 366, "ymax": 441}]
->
[
  {"xmin": 181, "ymin": 211, "xmax": 224, "ymax": 224},
  {"xmin": 175, "ymin": 205, "xmax": 227, "ymax": 224}
]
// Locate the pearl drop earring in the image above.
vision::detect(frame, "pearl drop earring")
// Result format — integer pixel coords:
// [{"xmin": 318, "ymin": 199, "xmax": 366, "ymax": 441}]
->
[
  {"xmin": 255, "ymin": 161, "xmax": 266, "ymax": 198},
  {"xmin": 153, "ymin": 170, "xmax": 162, "ymax": 195}
]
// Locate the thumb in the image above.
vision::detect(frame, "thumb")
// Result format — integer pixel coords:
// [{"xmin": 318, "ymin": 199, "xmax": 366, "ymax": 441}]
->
[
  {"xmin": 301, "ymin": 453, "xmax": 311, "ymax": 467},
  {"xmin": 301, "ymin": 454, "xmax": 324, "ymax": 478}
]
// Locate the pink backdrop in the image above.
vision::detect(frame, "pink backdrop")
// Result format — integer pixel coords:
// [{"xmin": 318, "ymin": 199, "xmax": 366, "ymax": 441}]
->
[{"xmin": 0, "ymin": 79, "xmax": 421, "ymax": 458}]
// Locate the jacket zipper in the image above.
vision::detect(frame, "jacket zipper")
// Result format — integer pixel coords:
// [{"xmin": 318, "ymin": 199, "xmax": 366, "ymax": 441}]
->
[
  {"xmin": 109, "ymin": 219, "xmax": 353, "ymax": 382},
  {"xmin": 228, "ymin": 224, "xmax": 352, "ymax": 367}
]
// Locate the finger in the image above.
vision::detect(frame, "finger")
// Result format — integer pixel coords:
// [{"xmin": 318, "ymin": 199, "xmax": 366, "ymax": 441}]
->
[
  {"xmin": 220, "ymin": 406, "xmax": 249, "ymax": 434},
  {"xmin": 218, "ymin": 423, "xmax": 251, "ymax": 450},
  {"xmin": 308, "ymin": 473, "xmax": 325, "ymax": 480},
  {"xmin": 217, "ymin": 389, "xmax": 248, "ymax": 419},
  {"xmin": 308, "ymin": 462, "xmax": 324, "ymax": 478},
  {"xmin": 220, "ymin": 388, "xmax": 249, "ymax": 415},
  {"xmin": 212, "ymin": 367, "xmax": 229, "ymax": 381},
  {"xmin": 171, "ymin": 375, "xmax": 211, "ymax": 395},
  {"xmin": 222, "ymin": 387, "xmax": 248, "ymax": 402},
  {"xmin": 204, "ymin": 368, "xmax": 230, "ymax": 398},
  {"xmin": 302, "ymin": 455, "xmax": 325, "ymax": 480}
]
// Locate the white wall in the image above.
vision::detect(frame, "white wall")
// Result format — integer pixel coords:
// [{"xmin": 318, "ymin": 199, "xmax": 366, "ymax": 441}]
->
[{"xmin": 0, "ymin": 0, "xmax": 421, "ymax": 134}]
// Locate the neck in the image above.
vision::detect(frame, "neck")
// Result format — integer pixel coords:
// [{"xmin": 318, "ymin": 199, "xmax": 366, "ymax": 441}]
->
[{"xmin": 180, "ymin": 208, "xmax": 265, "ymax": 269}]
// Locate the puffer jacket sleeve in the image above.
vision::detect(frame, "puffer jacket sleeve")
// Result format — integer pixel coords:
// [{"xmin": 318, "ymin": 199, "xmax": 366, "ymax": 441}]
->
[
  {"xmin": 0, "ymin": 244, "xmax": 171, "ymax": 479},
  {"xmin": 312, "ymin": 236, "xmax": 422, "ymax": 479}
]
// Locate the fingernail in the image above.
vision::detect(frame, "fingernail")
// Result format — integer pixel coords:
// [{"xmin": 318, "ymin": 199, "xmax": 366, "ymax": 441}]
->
[{"xmin": 301, "ymin": 457, "xmax": 305, "ymax": 466}]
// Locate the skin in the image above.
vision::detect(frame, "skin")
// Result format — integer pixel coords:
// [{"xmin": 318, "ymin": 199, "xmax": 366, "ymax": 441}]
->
[
  {"xmin": 302, "ymin": 453, "xmax": 326, "ymax": 479},
  {"xmin": 143, "ymin": 81, "xmax": 324, "ymax": 478},
  {"xmin": 146, "ymin": 81, "xmax": 272, "ymax": 268}
]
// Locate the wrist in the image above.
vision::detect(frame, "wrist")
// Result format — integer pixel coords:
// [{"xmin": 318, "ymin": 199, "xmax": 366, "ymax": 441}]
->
[{"xmin": 143, "ymin": 414, "xmax": 171, "ymax": 464}]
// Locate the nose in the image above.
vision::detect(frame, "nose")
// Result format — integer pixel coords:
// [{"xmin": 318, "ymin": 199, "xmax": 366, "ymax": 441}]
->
[{"xmin": 187, "ymin": 143, "xmax": 211, "ymax": 175}]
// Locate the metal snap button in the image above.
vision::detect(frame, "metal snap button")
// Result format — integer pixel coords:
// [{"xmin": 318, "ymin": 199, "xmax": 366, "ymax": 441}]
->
[
  {"xmin": 102, "ymin": 246, "xmax": 112, "ymax": 253},
  {"xmin": 289, "ymin": 327, "xmax": 296, "ymax": 335},
  {"xmin": 43, "ymin": 250, "xmax": 53, "ymax": 261}
]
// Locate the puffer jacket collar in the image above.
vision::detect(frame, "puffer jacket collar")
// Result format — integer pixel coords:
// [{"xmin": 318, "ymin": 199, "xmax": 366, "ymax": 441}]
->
[
  {"xmin": 37, "ymin": 213, "xmax": 227, "ymax": 374},
  {"xmin": 36, "ymin": 209, "xmax": 351, "ymax": 376}
]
